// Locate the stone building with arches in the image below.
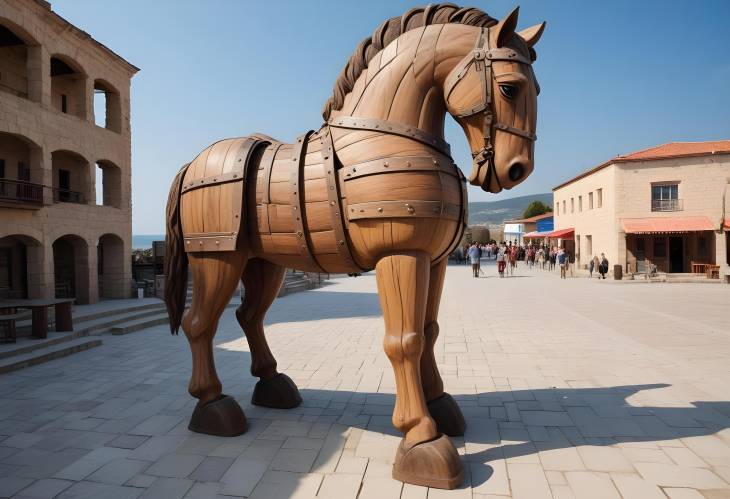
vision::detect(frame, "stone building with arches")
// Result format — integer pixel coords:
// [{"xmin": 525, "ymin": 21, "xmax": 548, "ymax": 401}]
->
[{"xmin": 0, "ymin": 0, "xmax": 138, "ymax": 303}]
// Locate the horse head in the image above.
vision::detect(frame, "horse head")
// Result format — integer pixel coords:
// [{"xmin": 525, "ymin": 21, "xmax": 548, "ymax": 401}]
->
[{"xmin": 442, "ymin": 8, "xmax": 545, "ymax": 193}]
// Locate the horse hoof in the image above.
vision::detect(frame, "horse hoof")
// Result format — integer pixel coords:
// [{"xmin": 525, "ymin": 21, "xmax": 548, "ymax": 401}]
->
[
  {"xmin": 427, "ymin": 393, "xmax": 466, "ymax": 436},
  {"xmin": 392, "ymin": 434, "xmax": 463, "ymax": 489},
  {"xmin": 251, "ymin": 373, "xmax": 302, "ymax": 409},
  {"xmin": 188, "ymin": 394, "xmax": 247, "ymax": 437}
]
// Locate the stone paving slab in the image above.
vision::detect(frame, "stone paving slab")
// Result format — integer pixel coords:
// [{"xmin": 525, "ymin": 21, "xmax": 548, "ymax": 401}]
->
[{"xmin": 0, "ymin": 261, "xmax": 729, "ymax": 498}]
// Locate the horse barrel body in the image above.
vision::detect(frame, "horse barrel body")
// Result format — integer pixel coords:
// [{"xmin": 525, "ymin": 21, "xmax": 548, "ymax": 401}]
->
[
  {"xmin": 180, "ymin": 127, "xmax": 467, "ymax": 274},
  {"xmin": 247, "ymin": 133, "xmax": 358, "ymax": 273}
]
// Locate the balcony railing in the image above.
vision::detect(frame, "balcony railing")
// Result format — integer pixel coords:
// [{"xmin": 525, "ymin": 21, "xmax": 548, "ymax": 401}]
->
[
  {"xmin": 0, "ymin": 179, "xmax": 43, "ymax": 205},
  {"xmin": 651, "ymin": 198, "xmax": 683, "ymax": 212},
  {"xmin": 53, "ymin": 188, "xmax": 85, "ymax": 204}
]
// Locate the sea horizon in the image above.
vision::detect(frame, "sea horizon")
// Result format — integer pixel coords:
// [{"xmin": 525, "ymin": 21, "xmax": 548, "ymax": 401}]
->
[{"xmin": 132, "ymin": 234, "xmax": 165, "ymax": 250}]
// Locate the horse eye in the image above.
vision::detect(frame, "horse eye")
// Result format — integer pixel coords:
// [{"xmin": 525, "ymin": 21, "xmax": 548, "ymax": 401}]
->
[{"xmin": 499, "ymin": 84, "xmax": 517, "ymax": 100}]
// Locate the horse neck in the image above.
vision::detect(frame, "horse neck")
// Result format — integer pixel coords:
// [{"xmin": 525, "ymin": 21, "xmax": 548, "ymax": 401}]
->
[{"xmin": 330, "ymin": 26, "xmax": 450, "ymax": 139}]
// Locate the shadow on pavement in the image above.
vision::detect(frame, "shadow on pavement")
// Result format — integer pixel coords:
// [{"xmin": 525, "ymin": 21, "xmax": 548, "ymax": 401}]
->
[{"xmin": 204, "ymin": 344, "xmax": 730, "ymax": 493}]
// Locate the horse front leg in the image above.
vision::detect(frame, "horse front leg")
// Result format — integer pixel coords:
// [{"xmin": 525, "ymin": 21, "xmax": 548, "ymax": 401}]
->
[
  {"xmin": 422, "ymin": 258, "xmax": 466, "ymax": 437},
  {"xmin": 375, "ymin": 252, "xmax": 463, "ymax": 490},
  {"xmin": 183, "ymin": 251, "xmax": 248, "ymax": 437}
]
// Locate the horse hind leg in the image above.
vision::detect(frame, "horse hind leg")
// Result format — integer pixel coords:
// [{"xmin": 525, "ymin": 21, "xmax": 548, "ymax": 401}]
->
[
  {"xmin": 236, "ymin": 258, "xmax": 302, "ymax": 409},
  {"xmin": 376, "ymin": 251, "xmax": 463, "ymax": 489},
  {"xmin": 183, "ymin": 250, "xmax": 248, "ymax": 436},
  {"xmin": 422, "ymin": 258, "xmax": 466, "ymax": 437}
]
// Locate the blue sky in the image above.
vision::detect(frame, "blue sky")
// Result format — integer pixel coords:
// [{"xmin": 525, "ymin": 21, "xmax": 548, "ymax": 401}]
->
[{"xmin": 51, "ymin": 0, "xmax": 730, "ymax": 234}]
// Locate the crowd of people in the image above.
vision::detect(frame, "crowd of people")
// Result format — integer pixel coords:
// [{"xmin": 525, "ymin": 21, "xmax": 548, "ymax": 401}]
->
[{"xmin": 452, "ymin": 241, "xmax": 610, "ymax": 279}]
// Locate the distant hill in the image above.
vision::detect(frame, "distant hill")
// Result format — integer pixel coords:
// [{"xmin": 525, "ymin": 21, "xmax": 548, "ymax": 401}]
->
[{"xmin": 468, "ymin": 193, "xmax": 553, "ymax": 226}]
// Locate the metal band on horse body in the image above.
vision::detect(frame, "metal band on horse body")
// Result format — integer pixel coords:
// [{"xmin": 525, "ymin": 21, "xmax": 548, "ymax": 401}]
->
[
  {"xmin": 320, "ymin": 126, "xmax": 365, "ymax": 272},
  {"xmin": 328, "ymin": 116, "xmax": 451, "ymax": 158},
  {"xmin": 289, "ymin": 130, "xmax": 326, "ymax": 273}
]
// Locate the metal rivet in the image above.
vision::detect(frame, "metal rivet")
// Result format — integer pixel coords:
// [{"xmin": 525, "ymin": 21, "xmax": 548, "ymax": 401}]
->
[
  {"xmin": 384, "ymin": 162, "xmax": 389, "ymax": 167},
  {"xmin": 335, "ymin": 211, "xmax": 339, "ymax": 215},
  {"xmin": 329, "ymin": 186, "xmax": 334, "ymax": 190},
  {"xmin": 233, "ymin": 174, "xmax": 237, "ymax": 178},
  {"xmin": 406, "ymin": 161, "xmax": 411, "ymax": 167},
  {"xmin": 339, "ymin": 240, "xmax": 345, "ymax": 245},
  {"xmin": 330, "ymin": 201, "xmax": 335, "ymax": 206},
  {"xmin": 352, "ymin": 167, "xmax": 357, "ymax": 172},
  {"xmin": 377, "ymin": 207, "xmax": 383, "ymax": 212},
  {"xmin": 215, "ymin": 240, "xmax": 219, "ymax": 244}
]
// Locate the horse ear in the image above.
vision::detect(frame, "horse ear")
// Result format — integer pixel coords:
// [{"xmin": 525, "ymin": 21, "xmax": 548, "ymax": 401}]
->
[
  {"xmin": 495, "ymin": 7, "xmax": 520, "ymax": 48},
  {"xmin": 518, "ymin": 22, "xmax": 546, "ymax": 48}
]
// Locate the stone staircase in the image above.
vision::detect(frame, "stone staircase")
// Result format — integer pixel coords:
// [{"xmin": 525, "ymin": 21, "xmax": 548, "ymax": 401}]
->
[{"xmin": 1, "ymin": 271, "xmax": 330, "ymax": 374}]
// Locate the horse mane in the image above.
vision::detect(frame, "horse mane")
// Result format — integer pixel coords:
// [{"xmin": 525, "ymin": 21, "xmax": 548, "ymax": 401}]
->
[{"xmin": 321, "ymin": 3, "xmax": 498, "ymax": 121}]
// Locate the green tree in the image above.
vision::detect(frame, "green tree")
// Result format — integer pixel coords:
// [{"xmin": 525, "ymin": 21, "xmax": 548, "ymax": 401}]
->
[{"xmin": 522, "ymin": 200, "xmax": 552, "ymax": 218}]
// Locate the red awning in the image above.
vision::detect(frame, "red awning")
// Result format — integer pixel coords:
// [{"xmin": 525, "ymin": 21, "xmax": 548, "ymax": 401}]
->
[
  {"xmin": 622, "ymin": 216, "xmax": 715, "ymax": 234},
  {"xmin": 546, "ymin": 228, "xmax": 574, "ymax": 239}
]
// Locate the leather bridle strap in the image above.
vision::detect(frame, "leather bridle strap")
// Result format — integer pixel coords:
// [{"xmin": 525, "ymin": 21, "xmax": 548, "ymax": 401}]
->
[
  {"xmin": 328, "ymin": 116, "xmax": 451, "ymax": 158},
  {"xmin": 443, "ymin": 27, "xmax": 537, "ymax": 186}
]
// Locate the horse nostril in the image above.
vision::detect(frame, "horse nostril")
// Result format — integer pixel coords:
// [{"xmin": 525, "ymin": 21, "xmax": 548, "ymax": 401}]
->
[{"xmin": 508, "ymin": 163, "xmax": 525, "ymax": 182}]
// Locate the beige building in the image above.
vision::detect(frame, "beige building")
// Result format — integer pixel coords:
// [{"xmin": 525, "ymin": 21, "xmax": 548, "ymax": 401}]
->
[
  {"xmin": 553, "ymin": 141, "xmax": 730, "ymax": 277},
  {"xmin": 0, "ymin": 0, "xmax": 138, "ymax": 303}
]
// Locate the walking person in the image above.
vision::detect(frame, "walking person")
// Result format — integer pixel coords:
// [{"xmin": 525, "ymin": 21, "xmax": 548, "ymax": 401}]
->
[
  {"xmin": 558, "ymin": 248, "xmax": 567, "ymax": 279},
  {"xmin": 508, "ymin": 245, "xmax": 517, "ymax": 276},
  {"xmin": 593, "ymin": 255, "xmax": 600, "ymax": 279},
  {"xmin": 599, "ymin": 253, "xmax": 609, "ymax": 279},
  {"xmin": 496, "ymin": 244, "xmax": 506, "ymax": 277},
  {"xmin": 468, "ymin": 243, "xmax": 480, "ymax": 278},
  {"xmin": 588, "ymin": 256, "xmax": 594, "ymax": 278}
]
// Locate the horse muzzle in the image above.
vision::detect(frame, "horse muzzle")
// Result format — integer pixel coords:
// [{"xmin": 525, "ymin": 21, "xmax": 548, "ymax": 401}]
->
[{"xmin": 468, "ymin": 148, "xmax": 503, "ymax": 193}]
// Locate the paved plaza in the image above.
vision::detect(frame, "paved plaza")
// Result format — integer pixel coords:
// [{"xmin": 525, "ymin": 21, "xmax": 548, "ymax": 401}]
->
[{"xmin": 1, "ymin": 261, "xmax": 729, "ymax": 499}]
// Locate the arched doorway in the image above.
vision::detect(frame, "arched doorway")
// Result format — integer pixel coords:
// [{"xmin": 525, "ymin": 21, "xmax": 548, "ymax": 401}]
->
[
  {"xmin": 53, "ymin": 234, "xmax": 90, "ymax": 303},
  {"xmin": 51, "ymin": 150, "xmax": 89, "ymax": 204},
  {"xmin": 98, "ymin": 233, "xmax": 126, "ymax": 299},
  {"xmin": 0, "ymin": 234, "xmax": 42, "ymax": 299}
]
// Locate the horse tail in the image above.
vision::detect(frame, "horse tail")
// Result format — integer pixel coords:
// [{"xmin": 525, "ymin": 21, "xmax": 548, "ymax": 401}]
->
[{"xmin": 164, "ymin": 163, "xmax": 190, "ymax": 335}]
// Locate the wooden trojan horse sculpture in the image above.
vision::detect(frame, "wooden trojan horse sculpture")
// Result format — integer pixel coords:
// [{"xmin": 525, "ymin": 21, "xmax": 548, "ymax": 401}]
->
[{"xmin": 165, "ymin": 3, "xmax": 544, "ymax": 489}]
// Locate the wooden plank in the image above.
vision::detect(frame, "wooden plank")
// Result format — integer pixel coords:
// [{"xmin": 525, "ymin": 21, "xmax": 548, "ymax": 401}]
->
[{"xmin": 344, "ymin": 171, "xmax": 460, "ymax": 205}]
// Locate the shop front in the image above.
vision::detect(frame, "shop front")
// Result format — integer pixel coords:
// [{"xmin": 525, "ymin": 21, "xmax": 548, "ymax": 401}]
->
[{"xmin": 623, "ymin": 217, "xmax": 716, "ymax": 273}]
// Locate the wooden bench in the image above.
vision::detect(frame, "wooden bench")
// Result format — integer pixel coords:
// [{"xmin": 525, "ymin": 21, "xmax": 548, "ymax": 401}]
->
[
  {"xmin": 0, "ymin": 298, "xmax": 75, "ymax": 339},
  {"xmin": 0, "ymin": 313, "xmax": 24, "ymax": 343},
  {"xmin": 706, "ymin": 265, "xmax": 720, "ymax": 279},
  {"xmin": 691, "ymin": 261, "xmax": 709, "ymax": 274}
]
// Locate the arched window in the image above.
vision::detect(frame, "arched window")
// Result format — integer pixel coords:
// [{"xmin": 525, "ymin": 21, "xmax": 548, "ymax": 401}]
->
[
  {"xmin": 50, "ymin": 55, "xmax": 87, "ymax": 118},
  {"xmin": 95, "ymin": 160, "xmax": 122, "ymax": 208},
  {"xmin": 93, "ymin": 79, "xmax": 121, "ymax": 132},
  {"xmin": 0, "ymin": 19, "xmax": 38, "ymax": 100},
  {"xmin": 0, "ymin": 132, "xmax": 43, "ymax": 205}
]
